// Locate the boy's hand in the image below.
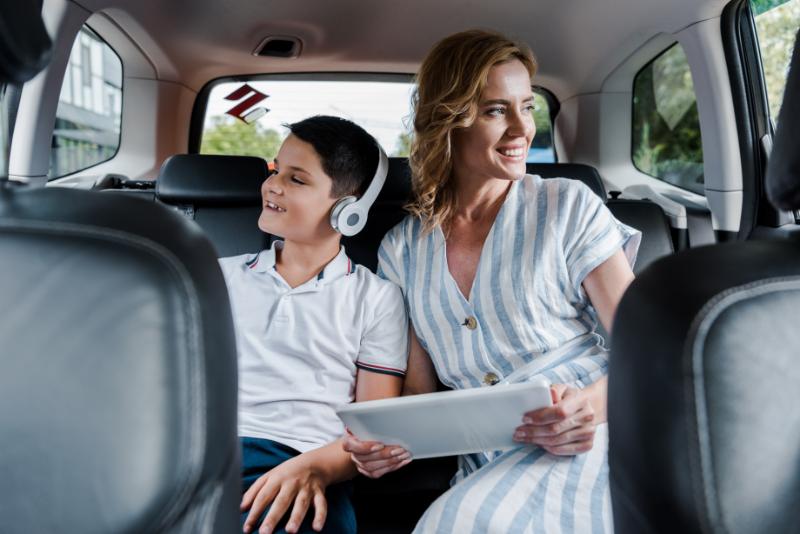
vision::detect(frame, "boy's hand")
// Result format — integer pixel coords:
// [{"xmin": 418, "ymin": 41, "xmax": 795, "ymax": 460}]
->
[
  {"xmin": 342, "ymin": 430, "xmax": 411, "ymax": 478},
  {"xmin": 241, "ymin": 455, "xmax": 328, "ymax": 534},
  {"xmin": 513, "ymin": 384, "xmax": 597, "ymax": 456}
]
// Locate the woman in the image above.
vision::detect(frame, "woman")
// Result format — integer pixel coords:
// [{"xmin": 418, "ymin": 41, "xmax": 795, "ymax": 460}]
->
[{"xmin": 346, "ymin": 29, "xmax": 640, "ymax": 532}]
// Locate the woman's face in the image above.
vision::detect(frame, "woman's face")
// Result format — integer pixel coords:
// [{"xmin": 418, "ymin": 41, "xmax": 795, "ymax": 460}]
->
[{"xmin": 452, "ymin": 59, "xmax": 536, "ymax": 182}]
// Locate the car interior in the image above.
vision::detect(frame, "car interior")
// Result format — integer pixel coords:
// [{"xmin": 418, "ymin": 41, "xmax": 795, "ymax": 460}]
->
[{"xmin": 1, "ymin": 0, "xmax": 799, "ymax": 532}]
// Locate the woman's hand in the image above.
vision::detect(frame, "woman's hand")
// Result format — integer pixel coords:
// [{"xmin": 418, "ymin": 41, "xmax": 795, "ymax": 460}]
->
[
  {"xmin": 342, "ymin": 430, "xmax": 412, "ymax": 479},
  {"xmin": 241, "ymin": 455, "xmax": 328, "ymax": 534},
  {"xmin": 513, "ymin": 384, "xmax": 597, "ymax": 455}
]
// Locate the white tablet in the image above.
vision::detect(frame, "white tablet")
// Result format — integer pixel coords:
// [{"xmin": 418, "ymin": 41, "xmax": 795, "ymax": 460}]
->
[{"xmin": 336, "ymin": 379, "xmax": 552, "ymax": 459}]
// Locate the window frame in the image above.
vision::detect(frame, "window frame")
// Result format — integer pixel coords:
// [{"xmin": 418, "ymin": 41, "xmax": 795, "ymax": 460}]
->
[{"xmin": 48, "ymin": 23, "xmax": 124, "ymax": 180}]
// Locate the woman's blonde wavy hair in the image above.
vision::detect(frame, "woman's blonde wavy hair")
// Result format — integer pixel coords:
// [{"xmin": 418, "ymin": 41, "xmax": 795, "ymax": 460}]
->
[{"xmin": 407, "ymin": 29, "xmax": 537, "ymax": 233}]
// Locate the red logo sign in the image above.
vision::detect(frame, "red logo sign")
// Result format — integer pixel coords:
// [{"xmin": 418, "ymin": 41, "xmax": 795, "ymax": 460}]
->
[{"xmin": 224, "ymin": 84, "xmax": 269, "ymax": 123}]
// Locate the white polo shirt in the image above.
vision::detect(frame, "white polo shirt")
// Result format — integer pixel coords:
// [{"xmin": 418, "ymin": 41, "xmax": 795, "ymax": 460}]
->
[{"xmin": 219, "ymin": 241, "xmax": 408, "ymax": 453}]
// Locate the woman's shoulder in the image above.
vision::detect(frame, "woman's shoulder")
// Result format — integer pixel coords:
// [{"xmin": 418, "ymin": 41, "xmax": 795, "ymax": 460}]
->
[
  {"xmin": 381, "ymin": 212, "xmax": 427, "ymax": 248},
  {"xmin": 522, "ymin": 173, "xmax": 590, "ymax": 196},
  {"xmin": 521, "ymin": 173, "xmax": 600, "ymax": 209}
]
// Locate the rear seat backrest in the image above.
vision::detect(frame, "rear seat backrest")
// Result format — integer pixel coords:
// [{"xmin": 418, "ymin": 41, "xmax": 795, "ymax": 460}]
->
[
  {"xmin": 156, "ymin": 154, "xmax": 270, "ymax": 257},
  {"xmin": 148, "ymin": 156, "xmax": 674, "ymax": 274},
  {"xmin": 605, "ymin": 199, "xmax": 674, "ymax": 274},
  {"xmin": 526, "ymin": 163, "xmax": 607, "ymax": 199},
  {"xmin": 346, "ymin": 159, "xmax": 674, "ymax": 274}
]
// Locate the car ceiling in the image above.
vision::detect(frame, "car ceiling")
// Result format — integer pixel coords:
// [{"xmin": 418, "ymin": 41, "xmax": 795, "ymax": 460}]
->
[{"xmin": 73, "ymin": 0, "xmax": 729, "ymax": 99}]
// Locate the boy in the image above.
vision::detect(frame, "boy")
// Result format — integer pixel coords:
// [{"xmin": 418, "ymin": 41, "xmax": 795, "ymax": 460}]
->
[{"xmin": 219, "ymin": 116, "xmax": 409, "ymax": 534}]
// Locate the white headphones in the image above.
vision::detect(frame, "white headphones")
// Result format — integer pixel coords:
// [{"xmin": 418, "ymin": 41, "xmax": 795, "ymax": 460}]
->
[{"xmin": 329, "ymin": 145, "xmax": 389, "ymax": 237}]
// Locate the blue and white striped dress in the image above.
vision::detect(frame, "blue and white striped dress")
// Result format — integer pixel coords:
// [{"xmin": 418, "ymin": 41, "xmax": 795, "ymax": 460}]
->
[{"xmin": 377, "ymin": 174, "xmax": 641, "ymax": 533}]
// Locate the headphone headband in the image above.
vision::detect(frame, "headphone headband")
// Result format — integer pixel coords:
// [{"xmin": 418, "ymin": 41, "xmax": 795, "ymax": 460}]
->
[{"xmin": 330, "ymin": 145, "xmax": 389, "ymax": 236}]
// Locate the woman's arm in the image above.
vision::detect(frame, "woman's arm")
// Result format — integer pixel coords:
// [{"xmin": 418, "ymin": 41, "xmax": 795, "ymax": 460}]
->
[
  {"xmin": 402, "ymin": 326, "xmax": 438, "ymax": 396},
  {"xmin": 582, "ymin": 248, "xmax": 635, "ymax": 334},
  {"xmin": 571, "ymin": 248, "xmax": 635, "ymax": 424},
  {"xmin": 514, "ymin": 249, "xmax": 634, "ymax": 455}
]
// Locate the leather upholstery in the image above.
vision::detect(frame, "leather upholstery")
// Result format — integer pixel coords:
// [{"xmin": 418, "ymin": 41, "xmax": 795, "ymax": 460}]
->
[
  {"xmin": 156, "ymin": 154, "xmax": 267, "ymax": 206},
  {"xmin": 606, "ymin": 198, "xmax": 674, "ymax": 274},
  {"xmin": 609, "ymin": 240, "xmax": 800, "ymax": 534},
  {"xmin": 155, "ymin": 154, "xmax": 270, "ymax": 257},
  {"xmin": 0, "ymin": 187, "xmax": 240, "ymax": 533}
]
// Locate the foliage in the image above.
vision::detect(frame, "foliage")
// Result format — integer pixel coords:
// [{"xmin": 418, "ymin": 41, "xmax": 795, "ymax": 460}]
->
[
  {"xmin": 200, "ymin": 116, "xmax": 283, "ymax": 160},
  {"xmin": 393, "ymin": 131, "xmax": 412, "ymax": 157},
  {"xmin": 753, "ymin": 0, "xmax": 791, "ymax": 15},
  {"xmin": 632, "ymin": 44, "xmax": 705, "ymax": 194},
  {"xmin": 754, "ymin": 0, "xmax": 800, "ymax": 121}
]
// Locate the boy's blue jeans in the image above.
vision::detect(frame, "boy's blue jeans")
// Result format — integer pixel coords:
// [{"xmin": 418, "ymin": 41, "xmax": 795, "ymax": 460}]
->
[{"xmin": 240, "ymin": 437, "xmax": 356, "ymax": 534}]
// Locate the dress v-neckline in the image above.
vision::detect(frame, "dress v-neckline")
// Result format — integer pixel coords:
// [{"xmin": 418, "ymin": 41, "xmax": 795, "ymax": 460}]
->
[{"xmin": 438, "ymin": 179, "xmax": 518, "ymax": 305}]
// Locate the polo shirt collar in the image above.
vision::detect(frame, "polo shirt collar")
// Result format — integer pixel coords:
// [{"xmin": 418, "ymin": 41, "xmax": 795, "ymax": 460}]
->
[{"xmin": 246, "ymin": 240, "xmax": 355, "ymax": 285}]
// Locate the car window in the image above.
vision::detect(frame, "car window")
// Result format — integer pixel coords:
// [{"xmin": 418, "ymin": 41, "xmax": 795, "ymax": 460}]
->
[
  {"xmin": 530, "ymin": 92, "xmax": 555, "ymax": 163},
  {"xmin": 49, "ymin": 25, "xmax": 123, "ymax": 179},
  {"xmin": 752, "ymin": 0, "xmax": 800, "ymax": 124},
  {"xmin": 632, "ymin": 43, "xmax": 705, "ymax": 195},
  {"xmin": 199, "ymin": 79, "xmax": 556, "ymax": 163}
]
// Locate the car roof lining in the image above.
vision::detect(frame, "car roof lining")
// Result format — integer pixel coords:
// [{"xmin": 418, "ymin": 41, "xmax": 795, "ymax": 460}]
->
[{"xmin": 73, "ymin": 0, "xmax": 730, "ymax": 99}]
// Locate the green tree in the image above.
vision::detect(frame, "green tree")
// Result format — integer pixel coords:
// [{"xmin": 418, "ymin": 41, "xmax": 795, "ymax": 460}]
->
[
  {"xmin": 632, "ymin": 44, "xmax": 705, "ymax": 194},
  {"xmin": 531, "ymin": 93, "xmax": 553, "ymax": 149},
  {"xmin": 754, "ymin": 0, "xmax": 800, "ymax": 122},
  {"xmin": 753, "ymin": 0, "xmax": 791, "ymax": 15},
  {"xmin": 393, "ymin": 131, "xmax": 413, "ymax": 157},
  {"xmin": 200, "ymin": 116, "xmax": 284, "ymax": 160}
]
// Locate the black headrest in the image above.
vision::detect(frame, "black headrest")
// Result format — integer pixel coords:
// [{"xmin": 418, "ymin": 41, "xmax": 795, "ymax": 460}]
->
[
  {"xmin": 378, "ymin": 157, "xmax": 413, "ymax": 204},
  {"xmin": 377, "ymin": 159, "xmax": 608, "ymax": 205},
  {"xmin": 767, "ymin": 29, "xmax": 800, "ymax": 210},
  {"xmin": 526, "ymin": 163, "xmax": 607, "ymax": 200},
  {"xmin": 0, "ymin": 1, "xmax": 52, "ymax": 84},
  {"xmin": 156, "ymin": 154, "xmax": 268, "ymax": 206}
]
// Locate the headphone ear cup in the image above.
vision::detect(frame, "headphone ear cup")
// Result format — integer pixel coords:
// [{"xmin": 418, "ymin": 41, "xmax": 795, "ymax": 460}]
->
[
  {"xmin": 339, "ymin": 203, "xmax": 368, "ymax": 237},
  {"xmin": 330, "ymin": 196, "xmax": 357, "ymax": 234}
]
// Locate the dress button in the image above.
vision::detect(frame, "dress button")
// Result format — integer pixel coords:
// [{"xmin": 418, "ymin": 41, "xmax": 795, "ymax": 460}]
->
[
  {"xmin": 463, "ymin": 316, "xmax": 478, "ymax": 330},
  {"xmin": 483, "ymin": 372, "xmax": 500, "ymax": 386}
]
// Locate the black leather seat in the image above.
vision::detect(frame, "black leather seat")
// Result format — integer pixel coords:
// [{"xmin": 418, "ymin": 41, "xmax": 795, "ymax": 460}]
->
[
  {"xmin": 608, "ymin": 31, "xmax": 800, "ymax": 534},
  {"xmin": 0, "ymin": 10, "xmax": 240, "ymax": 529},
  {"xmin": 156, "ymin": 154, "xmax": 270, "ymax": 257},
  {"xmin": 0, "ymin": 188, "xmax": 241, "ymax": 533},
  {"xmin": 605, "ymin": 198, "xmax": 674, "ymax": 274}
]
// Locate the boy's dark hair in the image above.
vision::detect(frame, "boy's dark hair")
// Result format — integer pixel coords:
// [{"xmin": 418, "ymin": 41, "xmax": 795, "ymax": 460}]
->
[{"xmin": 286, "ymin": 115, "xmax": 379, "ymax": 198}]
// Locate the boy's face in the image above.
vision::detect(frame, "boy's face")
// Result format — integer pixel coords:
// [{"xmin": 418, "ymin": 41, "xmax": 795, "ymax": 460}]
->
[{"xmin": 258, "ymin": 134, "xmax": 339, "ymax": 242}]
